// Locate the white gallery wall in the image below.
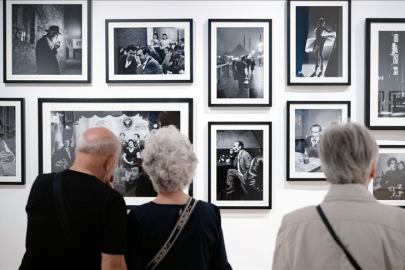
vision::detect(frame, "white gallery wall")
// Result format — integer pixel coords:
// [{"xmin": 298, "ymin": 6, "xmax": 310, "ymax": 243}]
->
[{"xmin": 1, "ymin": 0, "xmax": 405, "ymax": 269}]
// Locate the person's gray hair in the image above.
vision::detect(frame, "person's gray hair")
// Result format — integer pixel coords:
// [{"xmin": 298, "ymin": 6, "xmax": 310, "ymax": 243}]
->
[
  {"xmin": 76, "ymin": 128, "xmax": 121, "ymax": 157},
  {"xmin": 142, "ymin": 125, "xmax": 198, "ymax": 193},
  {"xmin": 319, "ymin": 122, "xmax": 379, "ymax": 185}
]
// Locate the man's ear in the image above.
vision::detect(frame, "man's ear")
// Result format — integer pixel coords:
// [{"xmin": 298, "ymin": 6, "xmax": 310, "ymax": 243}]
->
[
  {"xmin": 370, "ymin": 161, "xmax": 377, "ymax": 180},
  {"xmin": 104, "ymin": 155, "xmax": 115, "ymax": 171}
]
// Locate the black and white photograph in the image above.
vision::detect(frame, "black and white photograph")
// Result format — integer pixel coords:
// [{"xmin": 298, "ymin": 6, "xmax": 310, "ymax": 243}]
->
[
  {"xmin": 287, "ymin": 0, "xmax": 350, "ymax": 85},
  {"xmin": 3, "ymin": 0, "xmax": 91, "ymax": 83},
  {"xmin": 365, "ymin": 19, "xmax": 405, "ymax": 130},
  {"xmin": 0, "ymin": 99, "xmax": 25, "ymax": 185},
  {"xmin": 208, "ymin": 122, "xmax": 271, "ymax": 209},
  {"xmin": 209, "ymin": 19, "xmax": 272, "ymax": 107},
  {"xmin": 106, "ymin": 19, "xmax": 192, "ymax": 83},
  {"xmin": 287, "ymin": 101, "xmax": 350, "ymax": 181},
  {"xmin": 38, "ymin": 98, "xmax": 192, "ymax": 206},
  {"xmin": 371, "ymin": 145, "xmax": 405, "ymax": 206}
]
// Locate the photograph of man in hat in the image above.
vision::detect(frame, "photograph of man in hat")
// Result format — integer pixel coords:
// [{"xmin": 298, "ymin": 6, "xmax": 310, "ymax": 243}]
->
[{"xmin": 36, "ymin": 25, "xmax": 62, "ymax": 75}]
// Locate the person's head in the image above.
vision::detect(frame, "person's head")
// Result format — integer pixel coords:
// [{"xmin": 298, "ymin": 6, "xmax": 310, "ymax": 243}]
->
[
  {"xmin": 127, "ymin": 139, "xmax": 135, "ymax": 148},
  {"xmin": 164, "ymin": 46, "xmax": 172, "ymax": 54},
  {"xmin": 129, "ymin": 164, "xmax": 141, "ymax": 180},
  {"xmin": 387, "ymin": 157, "xmax": 398, "ymax": 171},
  {"xmin": 126, "ymin": 44, "xmax": 137, "ymax": 61},
  {"xmin": 136, "ymin": 47, "xmax": 151, "ymax": 63},
  {"xmin": 153, "ymin": 33, "xmax": 158, "ymax": 39},
  {"xmin": 162, "ymin": 33, "xmax": 167, "ymax": 40},
  {"xmin": 63, "ymin": 139, "xmax": 70, "ymax": 148},
  {"xmin": 398, "ymin": 161, "xmax": 405, "ymax": 170},
  {"xmin": 318, "ymin": 18, "xmax": 325, "ymax": 26},
  {"xmin": 134, "ymin": 134, "xmax": 140, "ymax": 141},
  {"xmin": 310, "ymin": 124, "xmax": 322, "ymax": 139},
  {"xmin": 75, "ymin": 127, "xmax": 121, "ymax": 185},
  {"xmin": 241, "ymin": 55, "xmax": 246, "ymax": 61},
  {"xmin": 45, "ymin": 25, "xmax": 61, "ymax": 42},
  {"xmin": 142, "ymin": 126, "xmax": 198, "ymax": 193},
  {"xmin": 319, "ymin": 122, "xmax": 379, "ymax": 186},
  {"xmin": 232, "ymin": 141, "xmax": 244, "ymax": 153},
  {"xmin": 119, "ymin": 132, "xmax": 125, "ymax": 139},
  {"xmin": 230, "ymin": 148, "xmax": 234, "ymax": 155},
  {"xmin": 172, "ymin": 45, "xmax": 183, "ymax": 58}
]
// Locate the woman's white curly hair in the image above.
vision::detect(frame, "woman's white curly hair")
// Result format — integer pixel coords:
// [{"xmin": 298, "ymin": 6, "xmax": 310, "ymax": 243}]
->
[{"xmin": 142, "ymin": 125, "xmax": 198, "ymax": 193}]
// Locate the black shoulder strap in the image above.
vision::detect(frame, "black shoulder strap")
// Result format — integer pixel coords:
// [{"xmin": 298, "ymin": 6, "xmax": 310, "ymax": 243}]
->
[
  {"xmin": 316, "ymin": 205, "xmax": 362, "ymax": 270},
  {"xmin": 145, "ymin": 197, "xmax": 198, "ymax": 270}
]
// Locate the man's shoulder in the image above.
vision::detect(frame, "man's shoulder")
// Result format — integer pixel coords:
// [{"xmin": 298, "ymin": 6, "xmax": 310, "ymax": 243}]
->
[
  {"xmin": 147, "ymin": 58, "xmax": 160, "ymax": 67},
  {"xmin": 241, "ymin": 149, "xmax": 252, "ymax": 158},
  {"xmin": 281, "ymin": 205, "xmax": 318, "ymax": 227}
]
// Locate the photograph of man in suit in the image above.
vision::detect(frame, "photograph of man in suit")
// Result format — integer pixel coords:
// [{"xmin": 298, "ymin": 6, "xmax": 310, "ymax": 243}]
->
[
  {"xmin": 225, "ymin": 141, "xmax": 252, "ymax": 194},
  {"xmin": 135, "ymin": 47, "xmax": 163, "ymax": 74},
  {"xmin": 36, "ymin": 25, "xmax": 62, "ymax": 75},
  {"xmin": 118, "ymin": 44, "xmax": 137, "ymax": 74},
  {"xmin": 52, "ymin": 139, "xmax": 75, "ymax": 171}
]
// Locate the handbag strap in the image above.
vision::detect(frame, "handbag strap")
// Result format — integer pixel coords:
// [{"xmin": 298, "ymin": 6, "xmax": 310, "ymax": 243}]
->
[
  {"xmin": 145, "ymin": 197, "xmax": 198, "ymax": 270},
  {"xmin": 316, "ymin": 205, "xmax": 362, "ymax": 270}
]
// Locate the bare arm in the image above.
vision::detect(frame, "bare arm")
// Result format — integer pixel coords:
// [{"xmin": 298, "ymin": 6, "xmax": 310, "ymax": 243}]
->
[{"xmin": 102, "ymin": 253, "xmax": 127, "ymax": 270}]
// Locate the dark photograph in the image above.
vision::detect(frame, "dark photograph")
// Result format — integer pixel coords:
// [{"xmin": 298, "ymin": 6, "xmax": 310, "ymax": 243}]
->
[
  {"xmin": 215, "ymin": 130, "xmax": 264, "ymax": 201},
  {"xmin": 216, "ymin": 27, "xmax": 264, "ymax": 99},
  {"xmin": 294, "ymin": 109, "xmax": 342, "ymax": 173},
  {"xmin": 11, "ymin": 4, "xmax": 83, "ymax": 75},
  {"xmin": 374, "ymin": 152, "xmax": 405, "ymax": 200},
  {"xmin": 0, "ymin": 106, "xmax": 16, "ymax": 177},
  {"xmin": 49, "ymin": 110, "xmax": 181, "ymax": 197},
  {"xmin": 295, "ymin": 6, "xmax": 342, "ymax": 78}
]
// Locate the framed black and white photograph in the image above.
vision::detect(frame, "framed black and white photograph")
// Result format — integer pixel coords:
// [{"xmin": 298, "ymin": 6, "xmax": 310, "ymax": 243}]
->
[
  {"xmin": 38, "ymin": 98, "xmax": 192, "ymax": 206},
  {"xmin": 287, "ymin": 101, "xmax": 350, "ymax": 181},
  {"xmin": 3, "ymin": 0, "xmax": 91, "ymax": 83},
  {"xmin": 208, "ymin": 122, "xmax": 271, "ymax": 209},
  {"xmin": 370, "ymin": 145, "xmax": 405, "ymax": 206},
  {"xmin": 365, "ymin": 19, "xmax": 405, "ymax": 130},
  {"xmin": 287, "ymin": 0, "xmax": 351, "ymax": 85},
  {"xmin": 106, "ymin": 19, "xmax": 193, "ymax": 83},
  {"xmin": 208, "ymin": 19, "xmax": 272, "ymax": 107}
]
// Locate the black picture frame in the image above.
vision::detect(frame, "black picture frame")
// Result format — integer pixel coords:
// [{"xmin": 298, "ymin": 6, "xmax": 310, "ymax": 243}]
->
[
  {"xmin": 371, "ymin": 145, "xmax": 405, "ymax": 206},
  {"xmin": 3, "ymin": 0, "xmax": 91, "ymax": 83},
  {"xmin": 365, "ymin": 18, "xmax": 405, "ymax": 130},
  {"xmin": 105, "ymin": 19, "xmax": 193, "ymax": 83},
  {"xmin": 38, "ymin": 98, "xmax": 193, "ymax": 206},
  {"xmin": 208, "ymin": 19, "xmax": 272, "ymax": 107},
  {"xmin": 208, "ymin": 122, "xmax": 272, "ymax": 209},
  {"xmin": 0, "ymin": 98, "xmax": 25, "ymax": 185},
  {"xmin": 286, "ymin": 101, "xmax": 351, "ymax": 181},
  {"xmin": 287, "ymin": 0, "xmax": 351, "ymax": 85}
]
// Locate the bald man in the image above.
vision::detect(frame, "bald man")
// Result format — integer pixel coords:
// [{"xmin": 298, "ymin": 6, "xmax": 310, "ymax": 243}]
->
[{"xmin": 20, "ymin": 127, "xmax": 127, "ymax": 270}]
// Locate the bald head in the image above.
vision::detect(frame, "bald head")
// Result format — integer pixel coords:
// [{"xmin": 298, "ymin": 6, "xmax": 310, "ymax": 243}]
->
[{"xmin": 76, "ymin": 127, "xmax": 121, "ymax": 158}]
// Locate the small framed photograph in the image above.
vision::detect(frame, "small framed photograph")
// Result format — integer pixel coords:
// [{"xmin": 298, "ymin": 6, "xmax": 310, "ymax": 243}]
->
[
  {"xmin": 286, "ymin": 101, "xmax": 351, "ymax": 181},
  {"xmin": 208, "ymin": 19, "xmax": 272, "ymax": 107},
  {"xmin": 0, "ymin": 98, "xmax": 25, "ymax": 185},
  {"xmin": 287, "ymin": 0, "xmax": 351, "ymax": 85},
  {"xmin": 105, "ymin": 19, "xmax": 193, "ymax": 83},
  {"xmin": 38, "ymin": 98, "xmax": 192, "ymax": 206},
  {"xmin": 208, "ymin": 122, "xmax": 272, "ymax": 209},
  {"xmin": 3, "ymin": 0, "xmax": 91, "ymax": 83},
  {"xmin": 365, "ymin": 19, "xmax": 405, "ymax": 130},
  {"xmin": 371, "ymin": 145, "xmax": 405, "ymax": 206}
]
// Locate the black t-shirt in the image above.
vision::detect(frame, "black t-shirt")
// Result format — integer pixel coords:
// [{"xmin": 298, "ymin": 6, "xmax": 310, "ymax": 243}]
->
[
  {"xmin": 19, "ymin": 170, "xmax": 127, "ymax": 270},
  {"xmin": 126, "ymin": 200, "xmax": 232, "ymax": 270}
]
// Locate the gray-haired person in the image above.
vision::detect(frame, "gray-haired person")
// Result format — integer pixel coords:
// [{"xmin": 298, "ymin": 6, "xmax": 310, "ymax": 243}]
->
[
  {"xmin": 20, "ymin": 127, "xmax": 127, "ymax": 270},
  {"xmin": 273, "ymin": 122, "xmax": 405, "ymax": 269},
  {"xmin": 126, "ymin": 126, "xmax": 232, "ymax": 270}
]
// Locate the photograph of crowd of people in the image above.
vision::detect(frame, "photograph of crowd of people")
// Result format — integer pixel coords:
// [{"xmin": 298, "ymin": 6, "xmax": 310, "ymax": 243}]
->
[
  {"xmin": 374, "ymin": 152, "xmax": 405, "ymax": 200},
  {"xmin": 215, "ymin": 130, "xmax": 264, "ymax": 201},
  {"xmin": 114, "ymin": 27, "xmax": 186, "ymax": 75},
  {"xmin": 9, "ymin": 3, "xmax": 85, "ymax": 76},
  {"xmin": 49, "ymin": 110, "xmax": 181, "ymax": 197},
  {"xmin": 294, "ymin": 108, "xmax": 342, "ymax": 173},
  {"xmin": 294, "ymin": 5, "xmax": 343, "ymax": 78},
  {"xmin": 216, "ymin": 27, "xmax": 265, "ymax": 99},
  {"xmin": 0, "ymin": 106, "xmax": 17, "ymax": 177}
]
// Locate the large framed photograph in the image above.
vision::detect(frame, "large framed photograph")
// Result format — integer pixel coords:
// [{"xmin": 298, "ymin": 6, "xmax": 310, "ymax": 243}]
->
[
  {"xmin": 371, "ymin": 145, "xmax": 405, "ymax": 206},
  {"xmin": 3, "ymin": 0, "xmax": 91, "ymax": 83},
  {"xmin": 208, "ymin": 19, "xmax": 272, "ymax": 107},
  {"xmin": 287, "ymin": 0, "xmax": 351, "ymax": 85},
  {"xmin": 106, "ymin": 19, "xmax": 193, "ymax": 83},
  {"xmin": 365, "ymin": 19, "xmax": 405, "ymax": 130},
  {"xmin": 208, "ymin": 122, "xmax": 271, "ymax": 209},
  {"xmin": 0, "ymin": 99, "xmax": 25, "ymax": 185},
  {"xmin": 38, "ymin": 98, "xmax": 192, "ymax": 206},
  {"xmin": 287, "ymin": 101, "xmax": 350, "ymax": 181}
]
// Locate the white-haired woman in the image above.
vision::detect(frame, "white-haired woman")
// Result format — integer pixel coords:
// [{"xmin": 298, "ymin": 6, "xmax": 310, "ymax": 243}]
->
[
  {"xmin": 126, "ymin": 126, "xmax": 232, "ymax": 270},
  {"xmin": 273, "ymin": 122, "xmax": 405, "ymax": 269}
]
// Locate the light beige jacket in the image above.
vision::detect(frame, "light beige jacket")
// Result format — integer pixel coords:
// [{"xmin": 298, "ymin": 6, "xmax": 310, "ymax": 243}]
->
[{"xmin": 273, "ymin": 184, "xmax": 405, "ymax": 270}]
